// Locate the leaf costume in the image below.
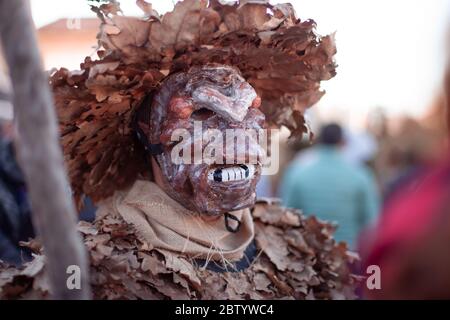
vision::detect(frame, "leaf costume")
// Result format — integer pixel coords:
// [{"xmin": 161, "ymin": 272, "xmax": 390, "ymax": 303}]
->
[{"xmin": 0, "ymin": 0, "xmax": 358, "ymax": 300}]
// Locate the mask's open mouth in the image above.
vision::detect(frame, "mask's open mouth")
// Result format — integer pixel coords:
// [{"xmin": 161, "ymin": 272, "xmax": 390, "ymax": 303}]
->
[{"xmin": 207, "ymin": 164, "xmax": 256, "ymax": 183}]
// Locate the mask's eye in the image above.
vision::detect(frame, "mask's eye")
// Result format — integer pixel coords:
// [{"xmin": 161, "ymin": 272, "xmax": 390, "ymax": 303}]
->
[
  {"xmin": 169, "ymin": 96, "xmax": 193, "ymax": 119},
  {"xmin": 190, "ymin": 108, "xmax": 216, "ymax": 120}
]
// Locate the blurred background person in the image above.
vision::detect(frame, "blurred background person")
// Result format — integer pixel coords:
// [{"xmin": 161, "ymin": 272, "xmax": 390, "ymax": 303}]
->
[
  {"xmin": 372, "ymin": 116, "xmax": 443, "ymax": 207},
  {"xmin": 0, "ymin": 119, "xmax": 34, "ymax": 266},
  {"xmin": 364, "ymin": 154, "xmax": 450, "ymax": 299},
  {"xmin": 0, "ymin": 48, "xmax": 35, "ymax": 265},
  {"xmin": 362, "ymin": 29, "xmax": 450, "ymax": 299},
  {"xmin": 280, "ymin": 123, "xmax": 380, "ymax": 248}
]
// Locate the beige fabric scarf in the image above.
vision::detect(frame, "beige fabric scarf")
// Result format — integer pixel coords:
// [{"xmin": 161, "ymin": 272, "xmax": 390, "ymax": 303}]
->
[{"xmin": 97, "ymin": 180, "xmax": 254, "ymax": 262}]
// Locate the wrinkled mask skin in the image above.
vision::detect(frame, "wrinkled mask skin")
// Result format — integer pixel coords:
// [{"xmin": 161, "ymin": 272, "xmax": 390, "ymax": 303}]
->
[{"xmin": 138, "ymin": 64, "xmax": 266, "ymax": 215}]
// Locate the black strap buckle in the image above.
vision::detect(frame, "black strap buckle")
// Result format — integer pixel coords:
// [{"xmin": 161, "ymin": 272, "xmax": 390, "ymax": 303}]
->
[
  {"xmin": 224, "ymin": 213, "xmax": 241, "ymax": 233},
  {"xmin": 135, "ymin": 128, "xmax": 164, "ymax": 155}
]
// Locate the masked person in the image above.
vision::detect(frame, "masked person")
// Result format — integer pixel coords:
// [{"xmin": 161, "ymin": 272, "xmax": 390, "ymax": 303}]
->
[
  {"xmin": 0, "ymin": 122, "xmax": 34, "ymax": 266},
  {"xmin": 0, "ymin": 0, "xmax": 357, "ymax": 299}
]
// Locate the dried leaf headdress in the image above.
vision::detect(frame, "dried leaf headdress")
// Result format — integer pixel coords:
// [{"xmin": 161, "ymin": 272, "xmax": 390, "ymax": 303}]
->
[{"xmin": 51, "ymin": 0, "xmax": 337, "ymax": 207}]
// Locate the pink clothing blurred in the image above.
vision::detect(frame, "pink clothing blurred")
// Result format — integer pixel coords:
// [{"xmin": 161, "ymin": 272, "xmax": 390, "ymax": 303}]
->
[{"xmin": 363, "ymin": 154, "xmax": 450, "ymax": 299}]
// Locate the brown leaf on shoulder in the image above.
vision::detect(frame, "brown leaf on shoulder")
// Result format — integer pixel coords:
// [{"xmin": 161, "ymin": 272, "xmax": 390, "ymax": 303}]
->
[
  {"xmin": 255, "ymin": 223, "xmax": 291, "ymax": 271},
  {"xmin": 19, "ymin": 238, "xmax": 42, "ymax": 254},
  {"xmin": 252, "ymin": 202, "xmax": 301, "ymax": 228},
  {"xmin": 77, "ymin": 221, "xmax": 99, "ymax": 236},
  {"xmin": 157, "ymin": 249, "xmax": 202, "ymax": 289},
  {"xmin": 253, "ymin": 272, "xmax": 272, "ymax": 293}
]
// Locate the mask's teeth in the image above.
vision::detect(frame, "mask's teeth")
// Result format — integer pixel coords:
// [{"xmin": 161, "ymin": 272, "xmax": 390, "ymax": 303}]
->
[{"xmin": 208, "ymin": 165, "xmax": 255, "ymax": 182}]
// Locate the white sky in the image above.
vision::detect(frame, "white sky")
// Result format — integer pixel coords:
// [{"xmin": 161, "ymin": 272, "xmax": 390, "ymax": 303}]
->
[{"xmin": 30, "ymin": 0, "xmax": 450, "ymax": 124}]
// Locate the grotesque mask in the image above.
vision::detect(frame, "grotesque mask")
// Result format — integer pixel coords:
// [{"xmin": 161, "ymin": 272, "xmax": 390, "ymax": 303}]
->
[{"xmin": 137, "ymin": 65, "xmax": 266, "ymax": 215}]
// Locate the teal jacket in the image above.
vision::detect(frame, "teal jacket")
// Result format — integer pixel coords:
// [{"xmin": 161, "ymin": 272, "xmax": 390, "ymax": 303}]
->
[{"xmin": 280, "ymin": 146, "xmax": 379, "ymax": 248}]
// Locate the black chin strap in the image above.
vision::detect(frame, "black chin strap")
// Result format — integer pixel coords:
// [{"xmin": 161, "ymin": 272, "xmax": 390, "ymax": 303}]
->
[
  {"xmin": 135, "ymin": 127, "xmax": 164, "ymax": 155},
  {"xmin": 224, "ymin": 213, "xmax": 241, "ymax": 233},
  {"xmin": 133, "ymin": 95, "xmax": 164, "ymax": 156}
]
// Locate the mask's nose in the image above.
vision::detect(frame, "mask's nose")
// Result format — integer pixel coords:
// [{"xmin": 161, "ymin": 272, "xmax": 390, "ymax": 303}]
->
[{"xmin": 191, "ymin": 83, "xmax": 256, "ymax": 123}]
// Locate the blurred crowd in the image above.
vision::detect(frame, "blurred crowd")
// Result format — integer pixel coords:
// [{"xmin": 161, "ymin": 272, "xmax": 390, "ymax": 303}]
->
[
  {"xmin": 1, "ymin": 70, "xmax": 450, "ymax": 300},
  {"xmin": 257, "ymin": 96, "xmax": 450, "ymax": 298}
]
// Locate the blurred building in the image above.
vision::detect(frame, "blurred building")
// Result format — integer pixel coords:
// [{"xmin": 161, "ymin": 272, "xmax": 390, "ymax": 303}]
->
[
  {"xmin": 1, "ymin": 18, "xmax": 99, "ymax": 120},
  {"xmin": 37, "ymin": 18, "xmax": 99, "ymax": 70}
]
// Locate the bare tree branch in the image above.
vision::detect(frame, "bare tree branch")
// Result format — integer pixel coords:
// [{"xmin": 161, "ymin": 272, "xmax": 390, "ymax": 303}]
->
[{"xmin": 0, "ymin": 0, "xmax": 91, "ymax": 299}]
